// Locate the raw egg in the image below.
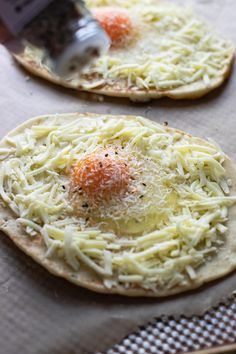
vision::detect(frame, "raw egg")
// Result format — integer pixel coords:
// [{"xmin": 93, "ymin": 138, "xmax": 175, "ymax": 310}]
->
[
  {"xmin": 71, "ymin": 150, "xmax": 130, "ymax": 199},
  {"xmin": 93, "ymin": 7, "xmax": 133, "ymax": 46}
]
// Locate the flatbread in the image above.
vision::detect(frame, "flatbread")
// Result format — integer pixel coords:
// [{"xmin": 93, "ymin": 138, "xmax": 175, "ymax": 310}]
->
[
  {"xmin": 0, "ymin": 113, "xmax": 236, "ymax": 297},
  {"xmin": 14, "ymin": 1, "xmax": 235, "ymax": 101}
]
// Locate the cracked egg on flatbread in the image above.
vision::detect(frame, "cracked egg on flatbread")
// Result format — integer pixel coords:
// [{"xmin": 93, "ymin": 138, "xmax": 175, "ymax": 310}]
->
[
  {"xmin": 0, "ymin": 113, "xmax": 236, "ymax": 296},
  {"xmin": 14, "ymin": 0, "xmax": 234, "ymax": 101}
]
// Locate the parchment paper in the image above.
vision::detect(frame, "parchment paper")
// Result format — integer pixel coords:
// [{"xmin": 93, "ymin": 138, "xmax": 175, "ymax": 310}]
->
[{"xmin": 0, "ymin": 1, "xmax": 236, "ymax": 353}]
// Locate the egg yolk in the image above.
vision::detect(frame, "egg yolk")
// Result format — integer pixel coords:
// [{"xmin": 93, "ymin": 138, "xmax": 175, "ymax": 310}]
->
[
  {"xmin": 71, "ymin": 152, "xmax": 130, "ymax": 199},
  {"xmin": 93, "ymin": 7, "xmax": 133, "ymax": 46}
]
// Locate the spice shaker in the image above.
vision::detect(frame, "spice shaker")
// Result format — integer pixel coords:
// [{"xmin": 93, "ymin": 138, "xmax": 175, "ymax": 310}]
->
[{"xmin": 0, "ymin": 0, "xmax": 110, "ymax": 79}]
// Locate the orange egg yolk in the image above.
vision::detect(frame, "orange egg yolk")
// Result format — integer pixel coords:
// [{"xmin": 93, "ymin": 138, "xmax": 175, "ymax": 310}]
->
[
  {"xmin": 93, "ymin": 7, "xmax": 133, "ymax": 46},
  {"xmin": 71, "ymin": 152, "xmax": 130, "ymax": 199}
]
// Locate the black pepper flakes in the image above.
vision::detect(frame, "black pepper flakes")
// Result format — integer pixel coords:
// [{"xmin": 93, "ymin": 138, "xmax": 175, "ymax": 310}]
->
[
  {"xmin": 105, "ymin": 153, "xmax": 109, "ymax": 157},
  {"xmin": 82, "ymin": 203, "xmax": 89, "ymax": 208},
  {"xmin": 164, "ymin": 121, "xmax": 169, "ymax": 126},
  {"xmin": 139, "ymin": 195, "xmax": 144, "ymax": 199},
  {"xmin": 142, "ymin": 183, "xmax": 147, "ymax": 187},
  {"xmin": 62, "ymin": 185, "xmax": 66, "ymax": 190},
  {"xmin": 99, "ymin": 162, "xmax": 103, "ymax": 168}
]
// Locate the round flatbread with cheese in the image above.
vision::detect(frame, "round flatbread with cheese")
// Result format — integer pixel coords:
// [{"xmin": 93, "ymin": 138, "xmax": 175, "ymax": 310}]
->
[
  {"xmin": 0, "ymin": 113, "xmax": 236, "ymax": 296},
  {"xmin": 14, "ymin": 0, "xmax": 234, "ymax": 101}
]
